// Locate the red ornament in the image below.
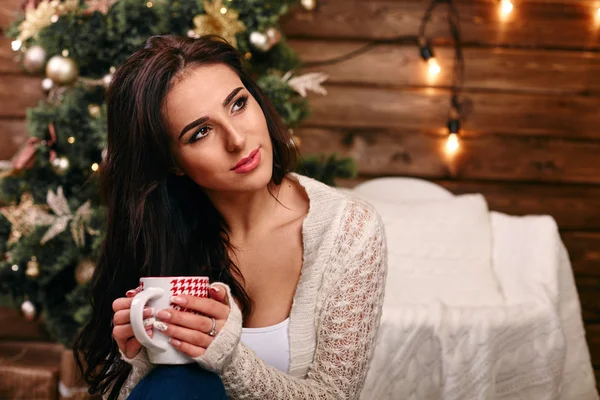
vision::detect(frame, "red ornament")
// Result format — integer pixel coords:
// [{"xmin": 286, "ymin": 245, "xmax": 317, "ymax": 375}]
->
[{"xmin": 11, "ymin": 123, "xmax": 57, "ymax": 171}]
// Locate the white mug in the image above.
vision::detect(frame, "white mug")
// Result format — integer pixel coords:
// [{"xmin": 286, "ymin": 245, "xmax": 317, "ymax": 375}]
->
[{"xmin": 130, "ymin": 276, "xmax": 210, "ymax": 364}]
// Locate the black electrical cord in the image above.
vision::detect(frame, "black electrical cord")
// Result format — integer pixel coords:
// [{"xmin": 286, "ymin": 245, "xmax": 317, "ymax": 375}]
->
[{"xmin": 299, "ymin": 0, "xmax": 466, "ymax": 134}]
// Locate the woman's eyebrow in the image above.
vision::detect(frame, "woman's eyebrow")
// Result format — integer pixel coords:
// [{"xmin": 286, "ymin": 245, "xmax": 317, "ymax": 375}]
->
[
  {"xmin": 222, "ymin": 87, "xmax": 243, "ymax": 107},
  {"xmin": 178, "ymin": 87, "xmax": 244, "ymax": 140}
]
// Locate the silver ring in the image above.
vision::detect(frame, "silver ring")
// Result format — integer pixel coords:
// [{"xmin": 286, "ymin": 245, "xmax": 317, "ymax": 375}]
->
[{"xmin": 208, "ymin": 317, "xmax": 217, "ymax": 337}]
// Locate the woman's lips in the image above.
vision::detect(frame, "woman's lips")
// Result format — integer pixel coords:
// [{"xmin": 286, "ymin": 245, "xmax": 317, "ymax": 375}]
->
[{"xmin": 232, "ymin": 148, "xmax": 261, "ymax": 173}]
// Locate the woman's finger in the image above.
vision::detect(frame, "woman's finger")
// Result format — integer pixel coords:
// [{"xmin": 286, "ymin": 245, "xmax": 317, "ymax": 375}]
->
[
  {"xmin": 113, "ymin": 323, "xmax": 135, "ymax": 340},
  {"xmin": 208, "ymin": 284, "xmax": 228, "ymax": 305},
  {"xmin": 156, "ymin": 309, "xmax": 218, "ymax": 334},
  {"xmin": 153, "ymin": 321, "xmax": 213, "ymax": 349},
  {"xmin": 112, "ymin": 297, "xmax": 133, "ymax": 313},
  {"xmin": 170, "ymin": 295, "xmax": 229, "ymax": 320},
  {"xmin": 122, "ymin": 329, "xmax": 153, "ymax": 359},
  {"xmin": 126, "ymin": 285, "xmax": 143, "ymax": 298},
  {"xmin": 113, "ymin": 307, "xmax": 154, "ymax": 326},
  {"xmin": 169, "ymin": 338, "xmax": 206, "ymax": 358},
  {"xmin": 113, "ymin": 321, "xmax": 153, "ymax": 340}
]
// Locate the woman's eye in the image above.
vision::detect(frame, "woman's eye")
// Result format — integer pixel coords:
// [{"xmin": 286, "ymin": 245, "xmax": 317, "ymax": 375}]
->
[
  {"xmin": 232, "ymin": 96, "xmax": 248, "ymax": 112},
  {"xmin": 190, "ymin": 126, "xmax": 210, "ymax": 143}
]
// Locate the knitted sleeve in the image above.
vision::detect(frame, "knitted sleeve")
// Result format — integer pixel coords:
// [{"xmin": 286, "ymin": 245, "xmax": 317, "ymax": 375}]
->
[
  {"xmin": 101, "ymin": 349, "xmax": 152, "ymax": 400},
  {"xmin": 198, "ymin": 202, "xmax": 388, "ymax": 399}
]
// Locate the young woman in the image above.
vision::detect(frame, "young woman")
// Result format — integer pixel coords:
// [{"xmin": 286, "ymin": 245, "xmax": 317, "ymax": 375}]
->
[{"xmin": 74, "ymin": 34, "xmax": 388, "ymax": 400}]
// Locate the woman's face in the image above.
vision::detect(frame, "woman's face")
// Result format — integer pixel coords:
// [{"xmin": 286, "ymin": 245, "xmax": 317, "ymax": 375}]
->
[{"xmin": 163, "ymin": 63, "xmax": 273, "ymax": 193}]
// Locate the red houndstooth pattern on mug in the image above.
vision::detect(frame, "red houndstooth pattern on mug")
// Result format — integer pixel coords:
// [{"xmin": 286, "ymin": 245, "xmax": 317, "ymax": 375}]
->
[{"xmin": 170, "ymin": 278, "xmax": 209, "ymax": 314}]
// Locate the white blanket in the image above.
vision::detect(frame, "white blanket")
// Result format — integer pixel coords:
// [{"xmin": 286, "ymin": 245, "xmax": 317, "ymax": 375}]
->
[{"xmin": 360, "ymin": 209, "xmax": 598, "ymax": 399}]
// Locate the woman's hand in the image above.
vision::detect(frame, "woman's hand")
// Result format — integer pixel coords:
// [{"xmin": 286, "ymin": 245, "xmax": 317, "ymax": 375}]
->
[
  {"xmin": 112, "ymin": 286, "xmax": 155, "ymax": 360},
  {"xmin": 153, "ymin": 284, "xmax": 230, "ymax": 358}
]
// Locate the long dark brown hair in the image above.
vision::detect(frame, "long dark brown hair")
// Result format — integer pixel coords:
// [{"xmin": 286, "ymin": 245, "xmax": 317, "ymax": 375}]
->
[{"xmin": 73, "ymin": 34, "xmax": 297, "ymax": 399}]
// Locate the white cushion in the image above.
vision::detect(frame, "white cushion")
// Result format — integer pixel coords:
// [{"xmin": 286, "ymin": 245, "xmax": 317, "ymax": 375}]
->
[
  {"xmin": 353, "ymin": 177, "xmax": 453, "ymax": 202},
  {"xmin": 364, "ymin": 193, "xmax": 504, "ymax": 307}
]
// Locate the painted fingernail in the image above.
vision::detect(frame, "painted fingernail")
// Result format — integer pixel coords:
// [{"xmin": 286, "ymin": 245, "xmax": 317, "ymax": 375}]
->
[
  {"xmin": 143, "ymin": 317, "xmax": 155, "ymax": 327},
  {"xmin": 157, "ymin": 310, "xmax": 171, "ymax": 320},
  {"xmin": 126, "ymin": 290, "xmax": 136, "ymax": 296},
  {"xmin": 153, "ymin": 321, "xmax": 168, "ymax": 332},
  {"xmin": 171, "ymin": 296, "xmax": 186, "ymax": 305},
  {"xmin": 169, "ymin": 338, "xmax": 181, "ymax": 346}
]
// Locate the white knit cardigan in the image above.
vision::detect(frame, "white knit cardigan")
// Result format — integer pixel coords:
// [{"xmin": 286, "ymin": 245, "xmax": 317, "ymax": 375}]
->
[{"xmin": 115, "ymin": 173, "xmax": 388, "ymax": 399}]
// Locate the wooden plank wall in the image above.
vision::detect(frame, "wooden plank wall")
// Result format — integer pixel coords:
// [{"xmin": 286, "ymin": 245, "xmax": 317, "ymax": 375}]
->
[
  {"xmin": 281, "ymin": 0, "xmax": 600, "ymax": 389},
  {"xmin": 0, "ymin": 0, "xmax": 598, "ymax": 390}
]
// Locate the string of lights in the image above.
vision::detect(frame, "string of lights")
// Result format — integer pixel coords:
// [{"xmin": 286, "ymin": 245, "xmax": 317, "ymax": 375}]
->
[{"xmin": 300, "ymin": 0, "xmax": 539, "ymax": 161}]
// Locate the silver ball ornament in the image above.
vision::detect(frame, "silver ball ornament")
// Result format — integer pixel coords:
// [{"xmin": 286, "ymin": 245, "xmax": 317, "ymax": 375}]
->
[
  {"xmin": 41, "ymin": 77, "xmax": 54, "ymax": 91},
  {"xmin": 249, "ymin": 31, "xmax": 272, "ymax": 52},
  {"xmin": 23, "ymin": 45, "xmax": 47, "ymax": 73},
  {"xmin": 46, "ymin": 55, "xmax": 79, "ymax": 85}
]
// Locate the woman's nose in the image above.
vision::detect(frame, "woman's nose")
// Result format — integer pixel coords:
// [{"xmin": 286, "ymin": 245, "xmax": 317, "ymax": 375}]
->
[{"xmin": 224, "ymin": 123, "xmax": 246, "ymax": 152}]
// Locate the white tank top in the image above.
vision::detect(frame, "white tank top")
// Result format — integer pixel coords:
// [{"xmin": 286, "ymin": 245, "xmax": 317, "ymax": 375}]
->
[{"xmin": 240, "ymin": 318, "xmax": 290, "ymax": 373}]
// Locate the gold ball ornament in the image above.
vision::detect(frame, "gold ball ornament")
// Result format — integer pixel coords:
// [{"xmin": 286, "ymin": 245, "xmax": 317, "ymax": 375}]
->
[
  {"xmin": 21, "ymin": 300, "xmax": 36, "ymax": 321},
  {"xmin": 51, "ymin": 156, "xmax": 70, "ymax": 175},
  {"xmin": 75, "ymin": 258, "xmax": 95, "ymax": 285},
  {"xmin": 41, "ymin": 77, "xmax": 54, "ymax": 91},
  {"xmin": 23, "ymin": 45, "xmax": 47, "ymax": 73},
  {"xmin": 46, "ymin": 55, "xmax": 79, "ymax": 85},
  {"xmin": 88, "ymin": 104, "xmax": 101, "ymax": 118},
  {"xmin": 26, "ymin": 256, "xmax": 40, "ymax": 278},
  {"xmin": 266, "ymin": 27, "xmax": 282, "ymax": 46},
  {"xmin": 301, "ymin": 0, "xmax": 317, "ymax": 11},
  {"xmin": 249, "ymin": 31, "xmax": 272, "ymax": 52}
]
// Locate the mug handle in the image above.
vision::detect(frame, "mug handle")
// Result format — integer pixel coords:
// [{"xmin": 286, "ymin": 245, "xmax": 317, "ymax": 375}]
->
[{"xmin": 130, "ymin": 287, "xmax": 168, "ymax": 352}]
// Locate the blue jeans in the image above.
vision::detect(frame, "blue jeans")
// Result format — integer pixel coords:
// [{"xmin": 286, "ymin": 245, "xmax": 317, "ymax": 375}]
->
[{"xmin": 127, "ymin": 363, "xmax": 227, "ymax": 400}]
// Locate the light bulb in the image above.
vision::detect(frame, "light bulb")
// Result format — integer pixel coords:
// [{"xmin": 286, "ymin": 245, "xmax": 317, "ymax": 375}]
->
[
  {"xmin": 428, "ymin": 58, "xmax": 441, "ymax": 76},
  {"xmin": 220, "ymin": 7, "xmax": 227, "ymax": 14},
  {"xmin": 11, "ymin": 40, "xmax": 22, "ymax": 51},
  {"xmin": 500, "ymin": 0, "xmax": 513, "ymax": 17},
  {"xmin": 446, "ymin": 133, "xmax": 460, "ymax": 154},
  {"xmin": 91, "ymin": 163, "xmax": 99, "ymax": 172}
]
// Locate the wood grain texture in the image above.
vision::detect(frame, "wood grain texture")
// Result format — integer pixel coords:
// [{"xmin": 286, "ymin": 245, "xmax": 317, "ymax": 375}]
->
[
  {"xmin": 0, "ymin": 38, "xmax": 22, "ymax": 74},
  {"xmin": 562, "ymin": 232, "xmax": 600, "ymax": 278},
  {"xmin": 281, "ymin": 0, "xmax": 600, "ymax": 49},
  {"xmin": 333, "ymin": 176, "xmax": 600, "ymax": 231},
  {"xmin": 296, "ymin": 127, "xmax": 600, "ymax": 184},
  {"xmin": 438, "ymin": 180, "xmax": 600, "ymax": 232},
  {"xmin": 0, "ymin": 75, "xmax": 43, "ymax": 117},
  {"xmin": 586, "ymin": 324, "xmax": 600, "ymax": 366},
  {"xmin": 0, "ymin": 0, "xmax": 22, "ymax": 28},
  {"xmin": 290, "ymin": 40, "xmax": 600, "ymax": 95},
  {"xmin": 578, "ymin": 276, "xmax": 600, "ymax": 322},
  {"xmin": 0, "ymin": 0, "xmax": 22, "ymax": 23},
  {"xmin": 0, "ymin": 118, "xmax": 27, "ymax": 160},
  {"xmin": 303, "ymin": 85, "xmax": 600, "ymax": 139}
]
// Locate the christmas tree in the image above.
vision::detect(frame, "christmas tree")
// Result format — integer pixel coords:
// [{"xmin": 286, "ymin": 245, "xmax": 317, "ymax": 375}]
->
[{"xmin": 0, "ymin": 0, "xmax": 356, "ymax": 347}]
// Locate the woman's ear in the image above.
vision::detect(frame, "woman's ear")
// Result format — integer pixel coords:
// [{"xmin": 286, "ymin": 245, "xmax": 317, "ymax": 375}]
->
[
  {"xmin": 171, "ymin": 167, "xmax": 185, "ymax": 176},
  {"xmin": 170, "ymin": 162, "xmax": 185, "ymax": 176}
]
